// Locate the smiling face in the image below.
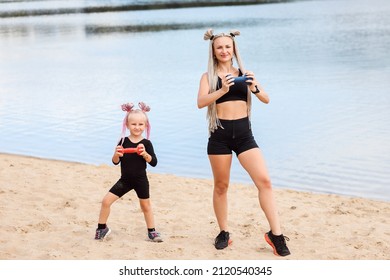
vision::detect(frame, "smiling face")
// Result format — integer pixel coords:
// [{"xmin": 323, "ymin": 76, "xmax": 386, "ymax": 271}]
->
[
  {"xmin": 126, "ymin": 111, "xmax": 147, "ymax": 138},
  {"xmin": 213, "ymin": 36, "xmax": 235, "ymax": 63}
]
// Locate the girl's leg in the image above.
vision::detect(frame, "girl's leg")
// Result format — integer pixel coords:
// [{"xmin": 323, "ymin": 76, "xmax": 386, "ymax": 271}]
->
[
  {"xmin": 237, "ymin": 148, "xmax": 282, "ymax": 235},
  {"xmin": 140, "ymin": 198, "xmax": 163, "ymax": 242},
  {"xmin": 208, "ymin": 154, "xmax": 232, "ymax": 231},
  {"xmin": 139, "ymin": 198, "xmax": 154, "ymax": 229},
  {"xmin": 98, "ymin": 192, "xmax": 120, "ymax": 224}
]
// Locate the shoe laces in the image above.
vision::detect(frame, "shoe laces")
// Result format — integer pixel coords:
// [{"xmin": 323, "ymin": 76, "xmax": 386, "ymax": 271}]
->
[
  {"xmin": 215, "ymin": 231, "xmax": 229, "ymax": 243},
  {"xmin": 149, "ymin": 231, "xmax": 160, "ymax": 238},
  {"xmin": 273, "ymin": 234, "xmax": 289, "ymax": 249}
]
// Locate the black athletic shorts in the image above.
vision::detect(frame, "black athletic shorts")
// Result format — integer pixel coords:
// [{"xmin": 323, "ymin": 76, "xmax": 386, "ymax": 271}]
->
[
  {"xmin": 109, "ymin": 175, "xmax": 150, "ymax": 199},
  {"xmin": 207, "ymin": 117, "xmax": 259, "ymax": 156}
]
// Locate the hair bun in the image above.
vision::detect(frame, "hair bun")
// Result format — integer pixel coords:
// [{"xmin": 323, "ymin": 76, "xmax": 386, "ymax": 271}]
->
[
  {"xmin": 121, "ymin": 103, "xmax": 134, "ymax": 112},
  {"xmin": 230, "ymin": 30, "xmax": 240, "ymax": 37},
  {"xmin": 138, "ymin": 102, "xmax": 151, "ymax": 112},
  {"xmin": 203, "ymin": 29, "xmax": 214, "ymax": 41}
]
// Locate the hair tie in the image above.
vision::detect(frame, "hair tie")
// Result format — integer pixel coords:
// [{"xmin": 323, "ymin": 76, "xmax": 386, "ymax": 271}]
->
[
  {"xmin": 210, "ymin": 35, "xmax": 214, "ymax": 41},
  {"xmin": 138, "ymin": 102, "xmax": 151, "ymax": 112},
  {"xmin": 121, "ymin": 102, "xmax": 134, "ymax": 112},
  {"xmin": 230, "ymin": 30, "xmax": 240, "ymax": 37}
]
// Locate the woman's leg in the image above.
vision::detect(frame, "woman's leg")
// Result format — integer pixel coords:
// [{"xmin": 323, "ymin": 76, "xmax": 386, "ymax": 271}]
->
[
  {"xmin": 208, "ymin": 154, "xmax": 233, "ymax": 231},
  {"xmin": 98, "ymin": 192, "xmax": 120, "ymax": 224},
  {"xmin": 237, "ymin": 148, "xmax": 282, "ymax": 235}
]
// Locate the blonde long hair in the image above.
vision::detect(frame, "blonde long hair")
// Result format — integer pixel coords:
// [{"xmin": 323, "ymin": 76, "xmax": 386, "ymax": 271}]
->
[{"xmin": 203, "ymin": 29, "xmax": 252, "ymax": 133}]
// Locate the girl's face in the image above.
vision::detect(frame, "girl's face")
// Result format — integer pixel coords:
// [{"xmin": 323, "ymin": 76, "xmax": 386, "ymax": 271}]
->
[
  {"xmin": 213, "ymin": 36, "xmax": 234, "ymax": 63},
  {"xmin": 127, "ymin": 112, "xmax": 147, "ymax": 137}
]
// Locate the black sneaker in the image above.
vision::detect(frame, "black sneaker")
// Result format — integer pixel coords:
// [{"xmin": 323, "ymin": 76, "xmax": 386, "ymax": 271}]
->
[
  {"xmin": 94, "ymin": 227, "xmax": 111, "ymax": 240},
  {"xmin": 264, "ymin": 231, "xmax": 291, "ymax": 256},
  {"xmin": 214, "ymin": 230, "xmax": 231, "ymax": 250},
  {"xmin": 148, "ymin": 230, "xmax": 163, "ymax": 242}
]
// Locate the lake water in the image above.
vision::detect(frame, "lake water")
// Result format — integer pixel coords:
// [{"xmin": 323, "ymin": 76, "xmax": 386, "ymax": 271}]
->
[{"xmin": 1, "ymin": 0, "xmax": 389, "ymax": 202}]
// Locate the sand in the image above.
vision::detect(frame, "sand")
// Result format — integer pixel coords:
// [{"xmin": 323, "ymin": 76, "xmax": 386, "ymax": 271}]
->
[{"xmin": 0, "ymin": 153, "xmax": 389, "ymax": 260}]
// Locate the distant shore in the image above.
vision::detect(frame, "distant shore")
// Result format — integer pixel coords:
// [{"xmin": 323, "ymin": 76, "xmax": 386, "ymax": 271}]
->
[
  {"xmin": 1, "ymin": 153, "xmax": 389, "ymax": 260},
  {"xmin": 0, "ymin": 0, "xmax": 293, "ymax": 18}
]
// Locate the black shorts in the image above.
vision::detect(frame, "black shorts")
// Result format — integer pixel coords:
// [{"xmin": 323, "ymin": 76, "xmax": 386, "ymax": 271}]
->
[
  {"xmin": 109, "ymin": 175, "xmax": 150, "ymax": 199},
  {"xmin": 207, "ymin": 117, "xmax": 259, "ymax": 156}
]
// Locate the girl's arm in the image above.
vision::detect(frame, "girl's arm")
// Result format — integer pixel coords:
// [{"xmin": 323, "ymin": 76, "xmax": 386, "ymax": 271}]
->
[
  {"xmin": 112, "ymin": 145, "xmax": 123, "ymax": 165},
  {"xmin": 138, "ymin": 142, "xmax": 157, "ymax": 167}
]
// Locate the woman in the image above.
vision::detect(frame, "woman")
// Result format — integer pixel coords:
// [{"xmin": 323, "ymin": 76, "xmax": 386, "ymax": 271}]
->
[{"xmin": 197, "ymin": 29, "xmax": 290, "ymax": 256}]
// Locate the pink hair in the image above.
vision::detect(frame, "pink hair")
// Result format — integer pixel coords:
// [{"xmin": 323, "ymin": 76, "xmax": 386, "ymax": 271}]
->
[{"xmin": 120, "ymin": 102, "xmax": 151, "ymax": 145}]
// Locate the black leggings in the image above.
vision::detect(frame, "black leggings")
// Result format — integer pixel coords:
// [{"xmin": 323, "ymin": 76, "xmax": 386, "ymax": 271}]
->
[{"xmin": 207, "ymin": 117, "xmax": 259, "ymax": 156}]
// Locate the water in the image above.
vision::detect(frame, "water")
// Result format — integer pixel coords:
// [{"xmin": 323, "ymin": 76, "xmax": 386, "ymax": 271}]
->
[{"xmin": 1, "ymin": 0, "xmax": 389, "ymax": 202}]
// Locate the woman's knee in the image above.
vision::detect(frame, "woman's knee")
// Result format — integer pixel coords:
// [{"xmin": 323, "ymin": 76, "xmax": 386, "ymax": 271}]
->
[
  {"xmin": 214, "ymin": 180, "xmax": 229, "ymax": 195},
  {"xmin": 256, "ymin": 176, "xmax": 272, "ymax": 191}
]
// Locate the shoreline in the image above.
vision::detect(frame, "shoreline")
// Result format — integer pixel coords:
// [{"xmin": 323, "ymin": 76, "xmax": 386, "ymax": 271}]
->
[
  {"xmin": 2, "ymin": 152, "xmax": 388, "ymax": 203},
  {"xmin": 0, "ymin": 1, "xmax": 293, "ymax": 18},
  {"xmin": 1, "ymin": 153, "xmax": 389, "ymax": 260}
]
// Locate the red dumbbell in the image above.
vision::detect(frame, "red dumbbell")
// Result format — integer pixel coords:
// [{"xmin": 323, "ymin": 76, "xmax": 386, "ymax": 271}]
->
[{"xmin": 118, "ymin": 146, "xmax": 142, "ymax": 155}]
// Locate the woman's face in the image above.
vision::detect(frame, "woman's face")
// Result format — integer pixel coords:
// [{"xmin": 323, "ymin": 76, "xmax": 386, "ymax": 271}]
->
[{"xmin": 213, "ymin": 36, "xmax": 234, "ymax": 63}]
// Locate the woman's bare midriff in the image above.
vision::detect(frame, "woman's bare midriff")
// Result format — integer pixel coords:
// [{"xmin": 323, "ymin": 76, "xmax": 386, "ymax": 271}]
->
[{"xmin": 216, "ymin": 100, "xmax": 248, "ymax": 120}]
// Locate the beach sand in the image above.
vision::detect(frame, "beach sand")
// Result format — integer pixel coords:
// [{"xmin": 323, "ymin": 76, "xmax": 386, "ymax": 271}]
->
[{"xmin": 0, "ymin": 153, "xmax": 389, "ymax": 260}]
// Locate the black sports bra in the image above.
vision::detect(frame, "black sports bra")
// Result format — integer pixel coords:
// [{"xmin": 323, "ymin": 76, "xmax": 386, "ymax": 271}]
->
[{"xmin": 216, "ymin": 69, "xmax": 248, "ymax": 104}]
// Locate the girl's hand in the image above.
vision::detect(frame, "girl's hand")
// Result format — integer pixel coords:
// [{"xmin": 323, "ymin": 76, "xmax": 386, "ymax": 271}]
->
[
  {"xmin": 112, "ymin": 145, "xmax": 123, "ymax": 165},
  {"xmin": 115, "ymin": 145, "xmax": 124, "ymax": 157},
  {"xmin": 137, "ymin": 144, "xmax": 146, "ymax": 156},
  {"xmin": 221, "ymin": 73, "xmax": 234, "ymax": 93},
  {"xmin": 137, "ymin": 144, "xmax": 151, "ymax": 162}
]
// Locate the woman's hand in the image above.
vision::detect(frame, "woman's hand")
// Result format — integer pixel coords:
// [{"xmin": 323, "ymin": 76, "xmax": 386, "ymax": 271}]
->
[
  {"xmin": 245, "ymin": 71, "xmax": 269, "ymax": 104},
  {"xmin": 221, "ymin": 74, "xmax": 234, "ymax": 93},
  {"xmin": 244, "ymin": 71, "xmax": 258, "ymax": 90},
  {"xmin": 197, "ymin": 72, "xmax": 233, "ymax": 109}
]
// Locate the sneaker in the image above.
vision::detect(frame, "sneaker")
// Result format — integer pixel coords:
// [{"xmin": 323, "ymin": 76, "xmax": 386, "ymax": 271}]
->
[
  {"xmin": 264, "ymin": 231, "xmax": 291, "ymax": 256},
  {"xmin": 94, "ymin": 227, "xmax": 111, "ymax": 240},
  {"xmin": 214, "ymin": 230, "xmax": 232, "ymax": 250},
  {"xmin": 148, "ymin": 230, "xmax": 163, "ymax": 242}
]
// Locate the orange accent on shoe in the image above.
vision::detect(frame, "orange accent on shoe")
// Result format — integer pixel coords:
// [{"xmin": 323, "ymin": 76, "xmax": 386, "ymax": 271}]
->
[{"xmin": 264, "ymin": 232, "xmax": 280, "ymax": 256}]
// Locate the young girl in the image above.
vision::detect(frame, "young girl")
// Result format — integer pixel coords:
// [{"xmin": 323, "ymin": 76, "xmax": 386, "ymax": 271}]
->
[{"xmin": 94, "ymin": 102, "xmax": 162, "ymax": 242}]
